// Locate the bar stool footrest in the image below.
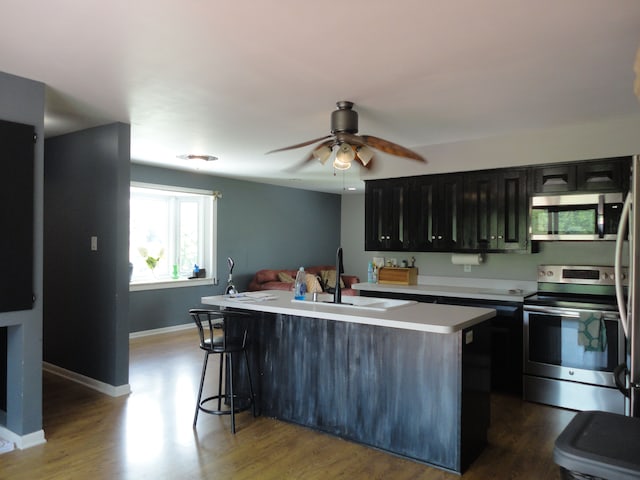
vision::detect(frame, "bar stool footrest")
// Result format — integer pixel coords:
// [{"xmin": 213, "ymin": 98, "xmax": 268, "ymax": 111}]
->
[{"xmin": 198, "ymin": 394, "xmax": 253, "ymax": 416}]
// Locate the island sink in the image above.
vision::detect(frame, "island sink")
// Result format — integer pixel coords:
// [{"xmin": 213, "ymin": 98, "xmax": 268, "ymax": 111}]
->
[{"xmin": 292, "ymin": 293, "xmax": 416, "ymax": 311}]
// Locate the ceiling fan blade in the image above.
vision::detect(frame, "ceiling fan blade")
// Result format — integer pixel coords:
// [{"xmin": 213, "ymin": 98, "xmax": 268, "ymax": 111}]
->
[
  {"xmin": 283, "ymin": 139, "xmax": 334, "ymax": 172},
  {"xmin": 360, "ymin": 135, "xmax": 426, "ymax": 162},
  {"xmin": 283, "ymin": 151, "xmax": 315, "ymax": 172},
  {"xmin": 266, "ymin": 135, "xmax": 333, "ymax": 155}
]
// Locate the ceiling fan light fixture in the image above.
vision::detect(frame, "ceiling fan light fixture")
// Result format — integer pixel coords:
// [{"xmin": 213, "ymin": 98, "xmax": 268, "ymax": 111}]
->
[
  {"xmin": 356, "ymin": 145, "xmax": 374, "ymax": 166},
  {"xmin": 335, "ymin": 142, "xmax": 355, "ymax": 168},
  {"xmin": 333, "ymin": 159, "xmax": 352, "ymax": 170},
  {"xmin": 312, "ymin": 145, "xmax": 332, "ymax": 165},
  {"xmin": 333, "ymin": 157, "xmax": 352, "ymax": 170}
]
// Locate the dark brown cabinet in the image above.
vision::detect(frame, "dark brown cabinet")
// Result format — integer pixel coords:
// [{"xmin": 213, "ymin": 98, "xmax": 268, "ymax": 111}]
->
[
  {"xmin": 365, "ymin": 169, "xmax": 529, "ymax": 253},
  {"xmin": 365, "ymin": 178, "xmax": 410, "ymax": 251},
  {"xmin": 463, "ymin": 169, "xmax": 529, "ymax": 252},
  {"xmin": 532, "ymin": 156, "xmax": 630, "ymax": 194},
  {"xmin": 364, "ymin": 157, "xmax": 629, "ymax": 254},
  {"xmin": 409, "ymin": 174, "xmax": 464, "ymax": 251}
]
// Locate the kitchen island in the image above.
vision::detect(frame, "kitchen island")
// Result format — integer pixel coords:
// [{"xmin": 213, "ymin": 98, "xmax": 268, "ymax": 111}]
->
[{"xmin": 201, "ymin": 290, "xmax": 495, "ymax": 474}]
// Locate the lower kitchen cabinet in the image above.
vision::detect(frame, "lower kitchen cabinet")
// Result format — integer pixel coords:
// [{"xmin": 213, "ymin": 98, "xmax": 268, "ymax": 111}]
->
[{"xmin": 438, "ymin": 297, "xmax": 523, "ymax": 395}]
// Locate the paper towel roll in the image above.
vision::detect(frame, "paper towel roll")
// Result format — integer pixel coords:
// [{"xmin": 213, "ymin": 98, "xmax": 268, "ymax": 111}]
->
[{"xmin": 451, "ymin": 253, "xmax": 484, "ymax": 265}]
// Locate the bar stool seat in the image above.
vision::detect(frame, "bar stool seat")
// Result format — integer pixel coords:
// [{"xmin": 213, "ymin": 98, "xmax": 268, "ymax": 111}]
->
[{"xmin": 190, "ymin": 308, "xmax": 257, "ymax": 433}]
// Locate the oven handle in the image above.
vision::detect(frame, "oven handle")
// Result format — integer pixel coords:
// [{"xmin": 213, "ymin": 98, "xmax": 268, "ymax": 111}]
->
[
  {"xmin": 524, "ymin": 304, "xmax": 621, "ymax": 320},
  {"xmin": 524, "ymin": 305, "xmax": 580, "ymax": 317}
]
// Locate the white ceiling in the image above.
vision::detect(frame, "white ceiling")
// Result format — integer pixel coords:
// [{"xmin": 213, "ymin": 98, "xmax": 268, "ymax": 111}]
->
[{"xmin": 1, "ymin": 0, "xmax": 640, "ymax": 193}]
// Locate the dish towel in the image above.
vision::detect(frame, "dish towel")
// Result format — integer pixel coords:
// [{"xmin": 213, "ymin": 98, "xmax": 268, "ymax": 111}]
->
[{"xmin": 578, "ymin": 311, "xmax": 607, "ymax": 352}]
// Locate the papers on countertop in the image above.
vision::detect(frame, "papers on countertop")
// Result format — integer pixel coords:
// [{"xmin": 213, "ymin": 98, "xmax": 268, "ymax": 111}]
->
[{"xmin": 227, "ymin": 291, "xmax": 278, "ymax": 302}]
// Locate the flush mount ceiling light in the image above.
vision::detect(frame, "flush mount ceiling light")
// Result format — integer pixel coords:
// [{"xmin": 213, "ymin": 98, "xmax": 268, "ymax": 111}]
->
[
  {"xmin": 176, "ymin": 154, "xmax": 218, "ymax": 162},
  {"xmin": 267, "ymin": 101, "xmax": 427, "ymax": 172}
]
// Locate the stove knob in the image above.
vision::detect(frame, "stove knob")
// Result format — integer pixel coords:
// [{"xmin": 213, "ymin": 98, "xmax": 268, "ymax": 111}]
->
[
  {"xmin": 621, "ymin": 272, "xmax": 627, "ymax": 280},
  {"xmin": 546, "ymin": 270, "xmax": 553, "ymax": 277}
]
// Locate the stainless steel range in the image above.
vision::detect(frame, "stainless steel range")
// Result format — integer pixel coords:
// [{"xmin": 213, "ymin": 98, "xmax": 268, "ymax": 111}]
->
[{"xmin": 523, "ymin": 265, "xmax": 627, "ymax": 414}]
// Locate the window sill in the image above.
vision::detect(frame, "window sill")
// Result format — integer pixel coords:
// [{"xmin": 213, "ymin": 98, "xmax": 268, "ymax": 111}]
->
[{"xmin": 129, "ymin": 277, "xmax": 215, "ymax": 292}]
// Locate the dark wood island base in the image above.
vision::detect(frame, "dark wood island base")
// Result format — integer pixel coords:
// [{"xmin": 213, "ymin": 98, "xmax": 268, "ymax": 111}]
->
[{"xmin": 236, "ymin": 311, "xmax": 491, "ymax": 474}]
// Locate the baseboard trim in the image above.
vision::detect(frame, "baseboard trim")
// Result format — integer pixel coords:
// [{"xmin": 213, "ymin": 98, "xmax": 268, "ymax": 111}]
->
[
  {"xmin": 0, "ymin": 426, "xmax": 46, "ymax": 450},
  {"xmin": 42, "ymin": 362, "xmax": 131, "ymax": 397},
  {"xmin": 129, "ymin": 322, "xmax": 192, "ymax": 339}
]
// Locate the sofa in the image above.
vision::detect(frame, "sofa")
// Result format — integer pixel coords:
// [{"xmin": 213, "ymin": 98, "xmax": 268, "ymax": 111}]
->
[{"xmin": 248, "ymin": 265, "xmax": 360, "ymax": 296}]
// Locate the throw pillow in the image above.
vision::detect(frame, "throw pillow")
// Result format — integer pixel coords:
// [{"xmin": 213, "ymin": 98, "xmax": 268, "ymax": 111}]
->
[
  {"xmin": 305, "ymin": 273, "xmax": 323, "ymax": 294},
  {"xmin": 277, "ymin": 272, "xmax": 295, "ymax": 283},
  {"xmin": 320, "ymin": 269, "xmax": 345, "ymax": 290}
]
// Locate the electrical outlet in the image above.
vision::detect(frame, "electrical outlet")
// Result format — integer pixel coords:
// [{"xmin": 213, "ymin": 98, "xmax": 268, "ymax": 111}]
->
[
  {"xmin": 464, "ymin": 264, "xmax": 471, "ymax": 273},
  {"xmin": 91, "ymin": 236, "xmax": 98, "ymax": 251}
]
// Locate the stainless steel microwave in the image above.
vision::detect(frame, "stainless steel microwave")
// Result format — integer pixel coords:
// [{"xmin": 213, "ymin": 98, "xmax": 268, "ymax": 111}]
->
[{"xmin": 530, "ymin": 192, "xmax": 624, "ymax": 240}]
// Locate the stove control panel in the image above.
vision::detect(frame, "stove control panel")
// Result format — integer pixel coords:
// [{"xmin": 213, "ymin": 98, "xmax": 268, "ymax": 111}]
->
[{"xmin": 537, "ymin": 265, "xmax": 627, "ymax": 286}]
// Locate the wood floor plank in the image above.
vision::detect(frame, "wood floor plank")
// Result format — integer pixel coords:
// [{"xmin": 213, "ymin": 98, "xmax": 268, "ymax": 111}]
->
[{"xmin": 0, "ymin": 329, "xmax": 575, "ymax": 479}]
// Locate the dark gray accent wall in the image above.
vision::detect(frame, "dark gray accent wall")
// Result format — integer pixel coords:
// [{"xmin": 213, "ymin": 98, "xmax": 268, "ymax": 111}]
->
[
  {"xmin": 129, "ymin": 164, "xmax": 342, "ymax": 332},
  {"xmin": 0, "ymin": 70, "xmax": 45, "ymax": 436},
  {"xmin": 44, "ymin": 123, "xmax": 131, "ymax": 387}
]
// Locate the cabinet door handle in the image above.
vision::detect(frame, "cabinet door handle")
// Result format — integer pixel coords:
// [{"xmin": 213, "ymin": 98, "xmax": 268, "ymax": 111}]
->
[
  {"xmin": 491, "ymin": 235, "xmax": 496, "ymax": 240},
  {"xmin": 498, "ymin": 235, "xmax": 503, "ymax": 239},
  {"xmin": 437, "ymin": 235, "xmax": 443, "ymax": 240}
]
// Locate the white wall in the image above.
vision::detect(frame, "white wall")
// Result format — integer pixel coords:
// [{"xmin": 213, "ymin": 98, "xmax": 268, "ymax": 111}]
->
[{"xmin": 342, "ymin": 114, "xmax": 640, "ymax": 283}]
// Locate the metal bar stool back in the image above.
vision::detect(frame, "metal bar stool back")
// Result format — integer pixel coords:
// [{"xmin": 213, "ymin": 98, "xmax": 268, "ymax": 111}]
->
[{"xmin": 190, "ymin": 308, "xmax": 256, "ymax": 433}]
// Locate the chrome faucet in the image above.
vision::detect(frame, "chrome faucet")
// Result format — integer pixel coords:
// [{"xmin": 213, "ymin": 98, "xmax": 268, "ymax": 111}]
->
[{"xmin": 334, "ymin": 247, "xmax": 344, "ymax": 304}]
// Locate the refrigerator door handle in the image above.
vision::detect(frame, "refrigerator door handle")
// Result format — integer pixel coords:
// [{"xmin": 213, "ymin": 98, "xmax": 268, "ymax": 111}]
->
[{"xmin": 615, "ymin": 192, "xmax": 632, "ymax": 339}]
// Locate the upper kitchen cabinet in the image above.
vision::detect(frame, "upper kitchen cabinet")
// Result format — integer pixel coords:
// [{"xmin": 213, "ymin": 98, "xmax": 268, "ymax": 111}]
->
[
  {"xmin": 409, "ymin": 173, "xmax": 464, "ymax": 251},
  {"xmin": 463, "ymin": 169, "xmax": 529, "ymax": 252},
  {"xmin": 365, "ymin": 178, "xmax": 411, "ymax": 251},
  {"xmin": 532, "ymin": 156, "xmax": 630, "ymax": 195},
  {"xmin": 575, "ymin": 157, "xmax": 630, "ymax": 192}
]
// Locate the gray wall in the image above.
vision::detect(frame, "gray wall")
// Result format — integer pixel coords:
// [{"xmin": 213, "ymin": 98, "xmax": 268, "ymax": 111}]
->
[
  {"xmin": 44, "ymin": 123, "xmax": 131, "ymax": 387},
  {"xmin": 129, "ymin": 164, "xmax": 342, "ymax": 332},
  {"xmin": 0, "ymin": 71, "xmax": 45, "ymax": 436}
]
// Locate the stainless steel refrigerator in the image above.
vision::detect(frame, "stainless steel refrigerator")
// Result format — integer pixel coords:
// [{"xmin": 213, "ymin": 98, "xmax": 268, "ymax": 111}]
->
[{"xmin": 615, "ymin": 154, "xmax": 640, "ymax": 416}]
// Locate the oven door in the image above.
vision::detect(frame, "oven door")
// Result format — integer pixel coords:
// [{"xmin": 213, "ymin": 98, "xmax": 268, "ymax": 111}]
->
[{"xmin": 524, "ymin": 305, "xmax": 624, "ymax": 388}]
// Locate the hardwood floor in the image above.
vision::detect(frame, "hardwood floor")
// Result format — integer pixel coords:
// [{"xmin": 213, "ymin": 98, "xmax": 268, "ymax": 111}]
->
[{"xmin": 0, "ymin": 329, "xmax": 575, "ymax": 479}]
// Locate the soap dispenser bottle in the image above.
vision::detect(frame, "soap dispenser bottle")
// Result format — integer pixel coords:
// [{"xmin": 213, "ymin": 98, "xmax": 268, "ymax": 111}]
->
[{"xmin": 294, "ymin": 266, "xmax": 307, "ymax": 300}]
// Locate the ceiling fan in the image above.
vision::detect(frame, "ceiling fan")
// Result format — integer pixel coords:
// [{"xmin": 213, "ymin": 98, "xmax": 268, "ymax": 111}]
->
[{"xmin": 266, "ymin": 101, "xmax": 426, "ymax": 171}]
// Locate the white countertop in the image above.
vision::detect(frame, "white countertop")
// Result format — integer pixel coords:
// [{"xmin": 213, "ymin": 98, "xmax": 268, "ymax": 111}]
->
[
  {"xmin": 201, "ymin": 290, "xmax": 495, "ymax": 334},
  {"xmin": 353, "ymin": 275, "xmax": 536, "ymax": 302}
]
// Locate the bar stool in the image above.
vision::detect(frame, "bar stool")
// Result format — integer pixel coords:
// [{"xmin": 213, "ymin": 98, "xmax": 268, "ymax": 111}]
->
[{"xmin": 190, "ymin": 308, "xmax": 257, "ymax": 433}]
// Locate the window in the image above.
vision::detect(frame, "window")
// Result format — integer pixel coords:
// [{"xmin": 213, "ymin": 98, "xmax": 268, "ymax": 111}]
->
[{"xmin": 129, "ymin": 182, "xmax": 217, "ymax": 285}]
